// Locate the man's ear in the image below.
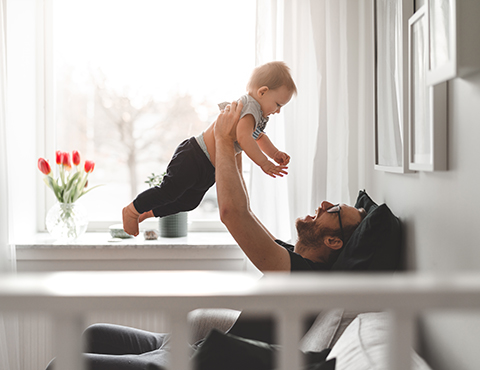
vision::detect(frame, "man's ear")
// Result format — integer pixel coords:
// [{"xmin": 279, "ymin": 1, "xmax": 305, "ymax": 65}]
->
[
  {"xmin": 257, "ymin": 86, "xmax": 269, "ymax": 96},
  {"xmin": 323, "ymin": 236, "xmax": 343, "ymax": 250}
]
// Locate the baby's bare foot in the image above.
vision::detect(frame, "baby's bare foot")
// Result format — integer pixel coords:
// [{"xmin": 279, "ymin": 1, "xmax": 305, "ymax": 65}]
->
[{"xmin": 122, "ymin": 204, "xmax": 140, "ymax": 236}]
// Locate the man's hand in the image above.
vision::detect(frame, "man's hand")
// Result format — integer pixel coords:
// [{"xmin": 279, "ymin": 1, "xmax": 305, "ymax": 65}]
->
[
  {"xmin": 214, "ymin": 100, "xmax": 243, "ymax": 142},
  {"xmin": 273, "ymin": 150, "xmax": 291, "ymax": 166}
]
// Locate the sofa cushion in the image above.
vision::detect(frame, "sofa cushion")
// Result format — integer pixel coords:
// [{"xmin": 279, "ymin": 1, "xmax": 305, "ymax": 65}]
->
[
  {"xmin": 331, "ymin": 190, "xmax": 402, "ymax": 271},
  {"xmin": 327, "ymin": 312, "xmax": 432, "ymax": 370},
  {"xmin": 188, "ymin": 308, "xmax": 241, "ymax": 344},
  {"xmin": 299, "ymin": 309, "xmax": 367, "ymax": 352},
  {"xmin": 192, "ymin": 328, "xmax": 336, "ymax": 370}
]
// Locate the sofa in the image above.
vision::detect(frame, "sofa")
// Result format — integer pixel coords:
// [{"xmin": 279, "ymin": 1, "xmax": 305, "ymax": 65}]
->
[
  {"xmin": 185, "ymin": 190, "xmax": 431, "ymax": 369},
  {"xmin": 188, "ymin": 308, "xmax": 432, "ymax": 370}
]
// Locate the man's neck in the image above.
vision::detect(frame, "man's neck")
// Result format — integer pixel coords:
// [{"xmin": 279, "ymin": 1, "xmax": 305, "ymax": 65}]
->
[{"xmin": 294, "ymin": 242, "xmax": 329, "ymax": 264}]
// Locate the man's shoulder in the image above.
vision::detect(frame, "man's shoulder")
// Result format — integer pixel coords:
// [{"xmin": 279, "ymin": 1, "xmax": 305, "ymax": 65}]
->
[
  {"xmin": 275, "ymin": 240, "xmax": 330, "ymax": 272},
  {"xmin": 275, "ymin": 239, "xmax": 294, "ymax": 252}
]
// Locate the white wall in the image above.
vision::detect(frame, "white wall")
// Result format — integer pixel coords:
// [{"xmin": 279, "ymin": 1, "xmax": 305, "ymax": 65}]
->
[
  {"xmin": 361, "ymin": 1, "xmax": 480, "ymax": 367},
  {"xmin": 364, "ymin": 68, "xmax": 480, "ymax": 370}
]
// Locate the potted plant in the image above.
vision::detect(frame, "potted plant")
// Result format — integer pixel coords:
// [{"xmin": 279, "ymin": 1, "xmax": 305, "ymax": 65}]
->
[
  {"xmin": 37, "ymin": 150, "xmax": 100, "ymax": 241},
  {"xmin": 145, "ymin": 172, "xmax": 188, "ymax": 237}
]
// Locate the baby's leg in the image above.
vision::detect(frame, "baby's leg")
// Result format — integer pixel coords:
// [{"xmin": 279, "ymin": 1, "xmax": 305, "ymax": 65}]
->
[
  {"xmin": 138, "ymin": 210, "xmax": 154, "ymax": 223},
  {"xmin": 152, "ymin": 187, "xmax": 212, "ymax": 218},
  {"xmin": 133, "ymin": 137, "xmax": 215, "ymax": 220}
]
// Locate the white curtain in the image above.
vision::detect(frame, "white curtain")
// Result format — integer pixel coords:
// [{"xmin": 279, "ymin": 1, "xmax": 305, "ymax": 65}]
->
[
  {"xmin": 0, "ymin": 0, "xmax": 14, "ymax": 273},
  {"xmin": 250, "ymin": 0, "xmax": 374, "ymax": 241},
  {"xmin": 0, "ymin": 0, "xmax": 20, "ymax": 368}
]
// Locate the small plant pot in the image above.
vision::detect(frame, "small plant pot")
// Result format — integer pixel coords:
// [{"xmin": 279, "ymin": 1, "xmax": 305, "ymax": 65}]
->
[{"xmin": 159, "ymin": 212, "xmax": 188, "ymax": 237}]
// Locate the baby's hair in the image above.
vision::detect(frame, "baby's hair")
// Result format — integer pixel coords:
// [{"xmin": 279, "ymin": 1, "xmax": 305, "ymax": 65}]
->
[{"xmin": 247, "ymin": 61, "xmax": 297, "ymax": 95}]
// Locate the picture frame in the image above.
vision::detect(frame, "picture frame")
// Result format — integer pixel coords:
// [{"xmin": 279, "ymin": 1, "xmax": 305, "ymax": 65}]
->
[
  {"xmin": 374, "ymin": 0, "xmax": 414, "ymax": 173},
  {"xmin": 408, "ymin": 6, "xmax": 447, "ymax": 171},
  {"xmin": 426, "ymin": 0, "xmax": 457, "ymax": 85}
]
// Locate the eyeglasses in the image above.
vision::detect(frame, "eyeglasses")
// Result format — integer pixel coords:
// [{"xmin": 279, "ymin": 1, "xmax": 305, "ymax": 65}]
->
[{"xmin": 327, "ymin": 204, "xmax": 345, "ymax": 243}]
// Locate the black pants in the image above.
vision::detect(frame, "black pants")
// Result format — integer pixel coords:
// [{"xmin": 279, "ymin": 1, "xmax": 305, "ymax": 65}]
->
[
  {"xmin": 45, "ymin": 323, "xmax": 175, "ymax": 370},
  {"xmin": 133, "ymin": 137, "xmax": 215, "ymax": 218},
  {"xmin": 44, "ymin": 318, "xmax": 277, "ymax": 370}
]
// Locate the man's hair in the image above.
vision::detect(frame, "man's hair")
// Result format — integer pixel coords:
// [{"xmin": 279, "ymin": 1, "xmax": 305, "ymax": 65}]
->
[
  {"xmin": 324, "ymin": 210, "xmax": 366, "ymax": 265},
  {"xmin": 329, "ymin": 208, "xmax": 367, "ymax": 245},
  {"xmin": 246, "ymin": 61, "xmax": 297, "ymax": 95}
]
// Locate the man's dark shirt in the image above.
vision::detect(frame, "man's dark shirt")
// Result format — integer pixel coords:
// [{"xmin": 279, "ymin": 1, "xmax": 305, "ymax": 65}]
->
[
  {"xmin": 275, "ymin": 240, "xmax": 330, "ymax": 271},
  {"xmin": 226, "ymin": 240, "xmax": 329, "ymax": 343}
]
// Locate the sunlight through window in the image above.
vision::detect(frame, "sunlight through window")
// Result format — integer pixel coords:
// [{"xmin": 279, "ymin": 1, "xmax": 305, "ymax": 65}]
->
[{"xmin": 51, "ymin": 0, "xmax": 256, "ymax": 227}]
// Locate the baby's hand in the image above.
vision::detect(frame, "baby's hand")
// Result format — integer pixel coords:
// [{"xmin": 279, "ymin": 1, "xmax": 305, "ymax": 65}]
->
[
  {"xmin": 273, "ymin": 151, "xmax": 291, "ymax": 166},
  {"xmin": 122, "ymin": 202, "xmax": 140, "ymax": 236},
  {"xmin": 261, "ymin": 161, "xmax": 288, "ymax": 178}
]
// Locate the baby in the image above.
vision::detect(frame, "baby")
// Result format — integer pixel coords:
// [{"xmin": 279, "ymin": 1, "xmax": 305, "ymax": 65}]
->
[{"xmin": 123, "ymin": 61, "xmax": 297, "ymax": 236}]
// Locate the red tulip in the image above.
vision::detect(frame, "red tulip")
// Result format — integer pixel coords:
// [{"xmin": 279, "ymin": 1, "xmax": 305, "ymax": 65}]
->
[
  {"xmin": 72, "ymin": 150, "xmax": 81, "ymax": 166},
  {"xmin": 38, "ymin": 158, "xmax": 51, "ymax": 175},
  {"xmin": 62, "ymin": 152, "xmax": 72, "ymax": 170},
  {"xmin": 55, "ymin": 150, "xmax": 62, "ymax": 165},
  {"xmin": 84, "ymin": 160, "xmax": 95, "ymax": 173}
]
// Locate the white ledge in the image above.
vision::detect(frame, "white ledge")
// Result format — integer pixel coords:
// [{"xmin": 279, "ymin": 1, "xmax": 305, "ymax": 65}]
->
[
  {"xmin": 14, "ymin": 232, "xmax": 249, "ymax": 271},
  {"xmin": 15, "ymin": 231, "xmax": 238, "ymax": 250}
]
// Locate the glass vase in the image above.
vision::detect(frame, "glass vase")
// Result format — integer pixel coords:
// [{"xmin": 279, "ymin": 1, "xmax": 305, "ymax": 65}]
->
[{"xmin": 46, "ymin": 202, "xmax": 88, "ymax": 242}]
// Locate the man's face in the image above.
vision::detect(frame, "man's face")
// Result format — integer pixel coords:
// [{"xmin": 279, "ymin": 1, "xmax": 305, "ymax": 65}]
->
[{"xmin": 295, "ymin": 201, "xmax": 364, "ymax": 247}]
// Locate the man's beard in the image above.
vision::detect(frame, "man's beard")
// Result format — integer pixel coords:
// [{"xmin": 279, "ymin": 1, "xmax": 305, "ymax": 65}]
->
[{"xmin": 295, "ymin": 218, "xmax": 324, "ymax": 249}]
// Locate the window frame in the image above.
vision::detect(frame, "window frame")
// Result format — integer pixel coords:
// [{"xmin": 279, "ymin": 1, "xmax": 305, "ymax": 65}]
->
[
  {"xmin": 35, "ymin": 0, "xmax": 250, "ymax": 233},
  {"xmin": 36, "ymin": 0, "xmax": 56, "ymax": 233}
]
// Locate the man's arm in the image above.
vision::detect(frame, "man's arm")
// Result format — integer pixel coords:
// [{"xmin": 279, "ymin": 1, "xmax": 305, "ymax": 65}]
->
[
  {"xmin": 236, "ymin": 152, "xmax": 278, "ymax": 242},
  {"xmin": 214, "ymin": 102, "xmax": 291, "ymax": 272}
]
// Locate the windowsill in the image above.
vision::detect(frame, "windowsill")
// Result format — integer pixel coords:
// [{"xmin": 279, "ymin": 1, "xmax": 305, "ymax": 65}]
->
[
  {"xmin": 15, "ymin": 231, "xmax": 260, "ymax": 275},
  {"xmin": 15, "ymin": 231, "xmax": 238, "ymax": 250}
]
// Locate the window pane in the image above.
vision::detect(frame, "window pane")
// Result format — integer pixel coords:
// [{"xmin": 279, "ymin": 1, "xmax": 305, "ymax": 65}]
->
[{"xmin": 52, "ymin": 0, "xmax": 255, "ymax": 225}]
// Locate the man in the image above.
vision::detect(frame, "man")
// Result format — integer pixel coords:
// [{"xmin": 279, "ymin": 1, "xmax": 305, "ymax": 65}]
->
[
  {"xmin": 46, "ymin": 103, "xmax": 368, "ymax": 370},
  {"xmin": 214, "ymin": 100, "xmax": 366, "ymax": 272},
  {"xmin": 122, "ymin": 99, "xmax": 366, "ymax": 272}
]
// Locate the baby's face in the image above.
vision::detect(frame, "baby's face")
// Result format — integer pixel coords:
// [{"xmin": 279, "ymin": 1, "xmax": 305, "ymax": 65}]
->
[{"xmin": 258, "ymin": 85, "xmax": 293, "ymax": 118}]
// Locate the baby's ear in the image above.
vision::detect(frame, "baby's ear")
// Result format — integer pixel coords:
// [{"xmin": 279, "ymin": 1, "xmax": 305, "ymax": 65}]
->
[{"xmin": 257, "ymin": 86, "xmax": 269, "ymax": 96}]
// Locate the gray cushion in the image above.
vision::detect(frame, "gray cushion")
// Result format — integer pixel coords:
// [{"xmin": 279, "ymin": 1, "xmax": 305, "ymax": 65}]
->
[
  {"xmin": 192, "ymin": 328, "xmax": 336, "ymax": 370},
  {"xmin": 188, "ymin": 308, "xmax": 241, "ymax": 344},
  {"xmin": 327, "ymin": 312, "xmax": 432, "ymax": 370},
  {"xmin": 300, "ymin": 309, "xmax": 368, "ymax": 352}
]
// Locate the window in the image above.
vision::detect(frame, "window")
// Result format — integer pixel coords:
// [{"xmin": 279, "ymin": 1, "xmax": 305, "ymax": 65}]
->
[{"xmin": 42, "ymin": 0, "xmax": 256, "ymax": 230}]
